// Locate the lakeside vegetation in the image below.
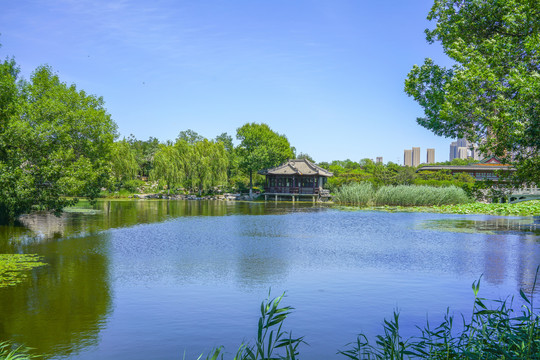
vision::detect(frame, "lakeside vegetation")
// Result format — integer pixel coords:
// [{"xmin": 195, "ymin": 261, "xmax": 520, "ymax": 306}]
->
[
  {"xmin": 0, "ymin": 254, "xmax": 47, "ymax": 288},
  {"xmin": 334, "ymin": 182, "xmax": 471, "ymax": 207}
]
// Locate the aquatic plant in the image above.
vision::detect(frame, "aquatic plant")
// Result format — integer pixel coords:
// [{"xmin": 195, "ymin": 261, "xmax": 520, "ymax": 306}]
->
[
  {"xmin": 0, "ymin": 254, "xmax": 47, "ymax": 288},
  {"xmin": 373, "ymin": 185, "xmax": 470, "ymax": 206},
  {"xmin": 334, "ymin": 182, "xmax": 375, "ymax": 206},
  {"xmin": 335, "ymin": 183, "xmax": 470, "ymax": 206},
  {"xmin": 201, "ymin": 292, "xmax": 305, "ymax": 360},
  {"xmin": 340, "ymin": 271, "xmax": 540, "ymax": 359},
  {"xmin": 0, "ymin": 341, "xmax": 41, "ymax": 359}
]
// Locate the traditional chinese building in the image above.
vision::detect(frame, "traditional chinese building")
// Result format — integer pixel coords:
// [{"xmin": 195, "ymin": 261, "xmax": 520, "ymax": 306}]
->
[
  {"xmin": 416, "ymin": 156, "xmax": 516, "ymax": 181},
  {"xmin": 258, "ymin": 159, "xmax": 333, "ymax": 201}
]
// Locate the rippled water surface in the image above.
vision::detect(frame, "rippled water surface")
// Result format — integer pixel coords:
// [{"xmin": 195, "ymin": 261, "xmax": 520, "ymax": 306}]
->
[{"xmin": 1, "ymin": 200, "xmax": 539, "ymax": 359}]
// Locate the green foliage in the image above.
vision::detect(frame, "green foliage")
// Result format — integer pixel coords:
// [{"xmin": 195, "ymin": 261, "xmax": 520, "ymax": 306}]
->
[
  {"xmin": 340, "ymin": 272, "xmax": 540, "ymax": 359},
  {"xmin": 434, "ymin": 200, "xmax": 540, "ymax": 216},
  {"xmin": 150, "ymin": 142, "xmax": 186, "ymax": 194},
  {"xmin": 177, "ymin": 129, "xmax": 204, "ymax": 145},
  {"xmin": 335, "ymin": 184, "xmax": 471, "ymax": 206},
  {"xmin": 236, "ymin": 123, "xmax": 294, "ymax": 195},
  {"xmin": 334, "ymin": 182, "xmax": 375, "ymax": 206},
  {"xmin": 0, "ymin": 254, "xmax": 47, "ymax": 288},
  {"xmin": 0, "ymin": 341, "xmax": 41, "ymax": 359},
  {"xmin": 201, "ymin": 292, "xmax": 305, "ymax": 360},
  {"xmin": 111, "ymin": 139, "xmax": 138, "ymax": 182},
  {"xmin": 187, "ymin": 139, "xmax": 228, "ymax": 195},
  {"xmin": 0, "ymin": 60, "xmax": 117, "ymax": 221},
  {"xmin": 121, "ymin": 179, "xmax": 146, "ymax": 193},
  {"xmin": 405, "ymin": 0, "xmax": 540, "ymax": 184},
  {"xmin": 374, "ymin": 185, "xmax": 471, "ymax": 206},
  {"xmin": 126, "ymin": 135, "xmax": 160, "ymax": 178}
]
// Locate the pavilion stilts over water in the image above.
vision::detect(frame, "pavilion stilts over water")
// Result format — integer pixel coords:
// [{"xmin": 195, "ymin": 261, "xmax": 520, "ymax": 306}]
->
[{"xmin": 258, "ymin": 159, "xmax": 333, "ymax": 202}]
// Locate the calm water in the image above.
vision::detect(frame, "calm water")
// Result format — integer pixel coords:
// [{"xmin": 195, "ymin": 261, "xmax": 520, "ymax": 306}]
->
[{"xmin": 1, "ymin": 200, "xmax": 539, "ymax": 359}]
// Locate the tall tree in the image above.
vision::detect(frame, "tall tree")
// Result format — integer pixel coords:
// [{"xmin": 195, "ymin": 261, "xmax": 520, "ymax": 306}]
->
[
  {"xmin": 405, "ymin": 0, "xmax": 540, "ymax": 184},
  {"xmin": 111, "ymin": 140, "xmax": 138, "ymax": 182},
  {"xmin": 150, "ymin": 143, "xmax": 185, "ymax": 195},
  {"xmin": 215, "ymin": 132, "xmax": 238, "ymax": 183},
  {"xmin": 188, "ymin": 139, "xmax": 228, "ymax": 195},
  {"xmin": 0, "ymin": 61, "xmax": 117, "ymax": 221},
  {"xmin": 176, "ymin": 129, "xmax": 204, "ymax": 145},
  {"xmin": 236, "ymin": 123, "xmax": 294, "ymax": 196}
]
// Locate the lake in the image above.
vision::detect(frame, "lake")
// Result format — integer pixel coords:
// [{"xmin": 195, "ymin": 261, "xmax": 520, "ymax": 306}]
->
[{"xmin": 1, "ymin": 200, "xmax": 539, "ymax": 359}]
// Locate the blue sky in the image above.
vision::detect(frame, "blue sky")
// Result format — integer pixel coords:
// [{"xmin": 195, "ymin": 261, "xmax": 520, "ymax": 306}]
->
[{"xmin": 1, "ymin": 0, "xmax": 456, "ymax": 163}]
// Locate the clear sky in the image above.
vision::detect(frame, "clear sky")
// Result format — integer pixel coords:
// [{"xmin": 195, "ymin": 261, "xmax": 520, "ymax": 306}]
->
[{"xmin": 1, "ymin": 0, "xmax": 457, "ymax": 164}]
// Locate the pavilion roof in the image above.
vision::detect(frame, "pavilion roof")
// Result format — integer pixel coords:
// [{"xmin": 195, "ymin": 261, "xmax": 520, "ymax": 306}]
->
[{"xmin": 259, "ymin": 159, "xmax": 333, "ymax": 177}]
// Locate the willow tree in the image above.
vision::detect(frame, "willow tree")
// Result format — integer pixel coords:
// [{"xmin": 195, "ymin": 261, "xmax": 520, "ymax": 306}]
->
[
  {"xmin": 188, "ymin": 139, "xmax": 228, "ymax": 195},
  {"xmin": 0, "ymin": 60, "xmax": 116, "ymax": 221},
  {"xmin": 405, "ymin": 0, "xmax": 540, "ymax": 184},
  {"xmin": 111, "ymin": 140, "xmax": 138, "ymax": 183},
  {"xmin": 236, "ymin": 123, "xmax": 294, "ymax": 196},
  {"xmin": 150, "ymin": 143, "xmax": 186, "ymax": 195}
]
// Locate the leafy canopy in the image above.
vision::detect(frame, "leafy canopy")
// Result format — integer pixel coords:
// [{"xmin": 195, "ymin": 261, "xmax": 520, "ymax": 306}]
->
[
  {"xmin": 0, "ymin": 60, "xmax": 117, "ymax": 221},
  {"xmin": 236, "ymin": 123, "xmax": 294, "ymax": 193},
  {"xmin": 405, "ymin": 0, "xmax": 540, "ymax": 183}
]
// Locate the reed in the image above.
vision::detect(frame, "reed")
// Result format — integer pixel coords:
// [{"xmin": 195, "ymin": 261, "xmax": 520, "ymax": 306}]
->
[
  {"xmin": 340, "ymin": 269, "xmax": 540, "ymax": 359},
  {"xmin": 0, "ymin": 341, "xmax": 40, "ymax": 360},
  {"xmin": 334, "ymin": 182, "xmax": 376, "ymax": 206},
  {"xmin": 373, "ymin": 185, "xmax": 470, "ymax": 206},
  {"xmin": 334, "ymin": 183, "xmax": 471, "ymax": 207}
]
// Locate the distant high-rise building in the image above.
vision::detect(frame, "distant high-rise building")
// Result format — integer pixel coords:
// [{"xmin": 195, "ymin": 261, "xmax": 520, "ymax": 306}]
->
[
  {"xmin": 376, "ymin": 156, "xmax": 383, "ymax": 164},
  {"xmin": 404, "ymin": 149, "xmax": 412, "ymax": 166},
  {"xmin": 449, "ymin": 137, "xmax": 474, "ymax": 161},
  {"xmin": 412, "ymin": 147, "xmax": 420, "ymax": 167},
  {"xmin": 426, "ymin": 148, "xmax": 435, "ymax": 164},
  {"xmin": 457, "ymin": 147, "xmax": 468, "ymax": 159}
]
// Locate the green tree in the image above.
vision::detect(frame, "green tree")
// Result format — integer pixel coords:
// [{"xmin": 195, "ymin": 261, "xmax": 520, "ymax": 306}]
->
[
  {"xmin": 188, "ymin": 139, "xmax": 228, "ymax": 195},
  {"xmin": 405, "ymin": 0, "xmax": 540, "ymax": 184},
  {"xmin": 176, "ymin": 129, "xmax": 204, "ymax": 145},
  {"xmin": 297, "ymin": 152, "xmax": 315, "ymax": 163},
  {"xmin": 236, "ymin": 123, "xmax": 294, "ymax": 196},
  {"xmin": 0, "ymin": 61, "xmax": 116, "ymax": 221},
  {"xmin": 127, "ymin": 135, "xmax": 160, "ymax": 178},
  {"xmin": 150, "ymin": 143, "xmax": 186, "ymax": 194},
  {"xmin": 215, "ymin": 132, "xmax": 239, "ymax": 184},
  {"xmin": 111, "ymin": 139, "xmax": 138, "ymax": 182}
]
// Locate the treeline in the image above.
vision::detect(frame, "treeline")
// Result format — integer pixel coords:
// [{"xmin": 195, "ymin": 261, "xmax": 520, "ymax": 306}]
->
[
  {"xmin": 108, "ymin": 123, "xmax": 294, "ymax": 197},
  {"xmin": 319, "ymin": 158, "xmax": 476, "ymax": 194}
]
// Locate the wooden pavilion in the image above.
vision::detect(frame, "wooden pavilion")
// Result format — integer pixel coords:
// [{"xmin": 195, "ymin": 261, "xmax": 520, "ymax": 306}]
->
[{"xmin": 258, "ymin": 159, "xmax": 333, "ymax": 201}]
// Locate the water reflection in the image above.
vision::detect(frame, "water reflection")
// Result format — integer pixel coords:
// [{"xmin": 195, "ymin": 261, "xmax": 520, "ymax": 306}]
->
[{"xmin": 0, "ymin": 233, "xmax": 112, "ymax": 358}]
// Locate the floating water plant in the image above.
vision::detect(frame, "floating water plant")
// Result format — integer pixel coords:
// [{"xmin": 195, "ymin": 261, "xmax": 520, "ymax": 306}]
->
[{"xmin": 0, "ymin": 254, "xmax": 47, "ymax": 288}]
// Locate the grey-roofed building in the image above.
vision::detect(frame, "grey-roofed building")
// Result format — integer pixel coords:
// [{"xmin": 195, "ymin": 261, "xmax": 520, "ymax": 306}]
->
[
  {"xmin": 259, "ymin": 159, "xmax": 333, "ymax": 201},
  {"xmin": 416, "ymin": 156, "xmax": 515, "ymax": 181}
]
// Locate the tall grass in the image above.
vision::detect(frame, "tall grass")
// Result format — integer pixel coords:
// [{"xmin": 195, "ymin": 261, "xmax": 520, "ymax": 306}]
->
[
  {"xmin": 334, "ymin": 182, "xmax": 375, "ymax": 206},
  {"xmin": 334, "ymin": 183, "xmax": 471, "ymax": 206},
  {"xmin": 373, "ymin": 185, "xmax": 470, "ymax": 206}
]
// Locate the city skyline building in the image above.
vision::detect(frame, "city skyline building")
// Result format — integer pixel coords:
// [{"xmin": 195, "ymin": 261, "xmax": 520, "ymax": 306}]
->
[
  {"xmin": 376, "ymin": 156, "xmax": 383, "ymax": 164},
  {"xmin": 427, "ymin": 148, "xmax": 435, "ymax": 164},
  {"xmin": 412, "ymin": 147, "xmax": 420, "ymax": 167},
  {"xmin": 404, "ymin": 149, "xmax": 412, "ymax": 166}
]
